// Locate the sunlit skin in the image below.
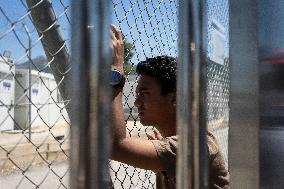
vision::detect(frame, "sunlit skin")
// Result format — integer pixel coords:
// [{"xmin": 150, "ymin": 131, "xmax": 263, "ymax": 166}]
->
[{"xmin": 134, "ymin": 74, "xmax": 176, "ymax": 137}]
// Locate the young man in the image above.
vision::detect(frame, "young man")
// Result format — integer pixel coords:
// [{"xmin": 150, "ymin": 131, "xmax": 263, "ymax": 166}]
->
[{"xmin": 110, "ymin": 25, "xmax": 229, "ymax": 189}]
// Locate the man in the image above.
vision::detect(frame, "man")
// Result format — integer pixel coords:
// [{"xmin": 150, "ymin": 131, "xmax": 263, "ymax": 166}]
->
[{"xmin": 110, "ymin": 25, "xmax": 229, "ymax": 189}]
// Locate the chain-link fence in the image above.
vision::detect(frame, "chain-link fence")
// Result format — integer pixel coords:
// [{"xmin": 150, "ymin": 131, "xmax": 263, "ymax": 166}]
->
[
  {"xmin": 110, "ymin": 0, "xmax": 178, "ymax": 188},
  {"xmin": 0, "ymin": 0, "xmax": 229, "ymax": 188},
  {"xmin": 0, "ymin": 0, "xmax": 70, "ymax": 188},
  {"xmin": 206, "ymin": 0, "xmax": 229, "ymax": 161},
  {"xmin": 207, "ymin": 59, "xmax": 230, "ymax": 161},
  {"xmin": 110, "ymin": 0, "xmax": 229, "ymax": 188}
]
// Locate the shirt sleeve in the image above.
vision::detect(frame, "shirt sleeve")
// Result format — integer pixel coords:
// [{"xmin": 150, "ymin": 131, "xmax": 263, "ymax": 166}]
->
[
  {"xmin": 207, "ymin": 132, "xmax": 230, "ymax": 189},
  {"xmin": 151, "ymin": 136, "xmax": 178, "ymax": 180}
]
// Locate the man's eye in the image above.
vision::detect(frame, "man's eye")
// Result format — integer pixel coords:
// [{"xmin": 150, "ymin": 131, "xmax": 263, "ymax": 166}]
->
[{"xmin": 136, "ymin": 92, "xmax": 145, "ymax": 97}]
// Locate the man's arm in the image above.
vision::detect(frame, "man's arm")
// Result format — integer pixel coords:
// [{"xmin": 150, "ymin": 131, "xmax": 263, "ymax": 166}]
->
[{"xmin": 110, "ymin": 25, "xmax": 164, "ymax": 172}]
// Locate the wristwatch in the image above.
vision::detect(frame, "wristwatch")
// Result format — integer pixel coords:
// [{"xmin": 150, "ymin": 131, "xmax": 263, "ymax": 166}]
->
[{"xmin": 110, "ymin": 69, "xmax": 125, "ymax": 87}]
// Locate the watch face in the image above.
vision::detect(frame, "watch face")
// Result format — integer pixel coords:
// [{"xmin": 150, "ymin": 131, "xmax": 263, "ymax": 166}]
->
[{"xmin": 110, "ymin": 70, "xmax": 122, "ymax": 86}]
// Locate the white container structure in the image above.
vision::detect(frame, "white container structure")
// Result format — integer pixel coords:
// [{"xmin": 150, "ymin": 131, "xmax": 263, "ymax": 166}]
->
[
  {"xmin": 14, "ymin": 69, "xmax": 68, "ymax": 130},
  {"xmin": 0, "ymin": 57, "xmax": 15, "ymax": 131}
]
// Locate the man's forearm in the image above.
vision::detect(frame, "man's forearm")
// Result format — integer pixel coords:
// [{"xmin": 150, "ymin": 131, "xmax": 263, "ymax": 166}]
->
[
  {"xmin": 111, "ymin": 88, "xmax": 127, "ymax": 149},
  {"xmin": 110, "ymin": 25, "xmax": 128, "ymax": 160}
]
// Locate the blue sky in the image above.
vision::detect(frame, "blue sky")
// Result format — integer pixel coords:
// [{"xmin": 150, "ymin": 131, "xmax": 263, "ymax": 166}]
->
[
  {"xmin": 0, "ymin": 0, "xmax": 232, "ymax": 66},
  {"xmin": 0, "ymin": 0, "xmax": 71, "ymax": 63},
  {"xmin": 112, "ymin": 0, "xmax": 178, "ymax": 64},
  {"xmin": 0, "ymin": 0, "xmax": 178, "ymax": 65}
]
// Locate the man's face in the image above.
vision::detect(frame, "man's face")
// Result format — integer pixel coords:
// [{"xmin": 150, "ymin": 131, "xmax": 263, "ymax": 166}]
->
[{"xmin": 134, "ymin": 75, "xmax": 175, "ymax": 127}]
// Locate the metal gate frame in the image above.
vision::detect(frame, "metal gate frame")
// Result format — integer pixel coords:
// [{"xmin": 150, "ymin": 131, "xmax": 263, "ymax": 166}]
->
[{"xmin": 69, "ymin": 0, "xmax": 261, "ymax": 189}]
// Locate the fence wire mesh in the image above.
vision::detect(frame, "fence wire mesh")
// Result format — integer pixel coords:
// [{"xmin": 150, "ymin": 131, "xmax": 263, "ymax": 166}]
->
[
  {"xmin": 206, "ymin": 59, "xmax": 230, "ymax": 161},
  {"xmin": 206, "ymin": 0, "xmax": 229, "ymax": 161},
  {"xmin": 0, "ymin": 0, "xmax": 70, "ymax": 188},
  {"xmin": 110, "ymin": 0, "xmax": 178, "ymax": 188},
  {"xmin": 0, "ymin": 0, "xmax": 229, "ymax": 188},
  {"xmin": 110, "ymin": 0, "xmax": 229, "ymax": 188}
]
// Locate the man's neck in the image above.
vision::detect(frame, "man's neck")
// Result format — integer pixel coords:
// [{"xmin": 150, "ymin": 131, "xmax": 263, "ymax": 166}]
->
[{"xmin": 157, "ymin": 121, "xmax": 176, "ymax": 138}]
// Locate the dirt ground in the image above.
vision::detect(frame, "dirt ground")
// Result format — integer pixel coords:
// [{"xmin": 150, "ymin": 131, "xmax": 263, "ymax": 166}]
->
[
  {"xmin": 0, "ymin": 121, "xmax": 153, "ymax": 176},
  {"xmin": 0, "ymin": 122, "xmax": 70, "ymax": 175}
]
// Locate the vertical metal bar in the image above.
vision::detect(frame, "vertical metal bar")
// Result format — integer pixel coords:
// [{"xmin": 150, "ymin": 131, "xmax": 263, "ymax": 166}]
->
[
  {"xmin": 199, "ymin": 0, "xmax": 209, "ymax": 187},
  {"xmin": 28, "ymin": 33, "xmax": 31, "ymax": 141},
  {"xmin": 177, "ymin": 0, "xmax": 192, "ymax": 185},
  {"xmin": 177, "ymin": 0, "xmax": 208, "ymax": 188},
  {"xmin": 228, "ymin": 0, "xmax": 259, "ymax": 188},
  {"xmin": 23, "ymin": 24, "xmax": 32, "ymax": 140},
  {"xmin": 88, "ymin": 0, "xmax": 112, "ymax": 187},
  {"xmin": 70, "ymin": 0, "xmax": 111, "ymax": 189}
]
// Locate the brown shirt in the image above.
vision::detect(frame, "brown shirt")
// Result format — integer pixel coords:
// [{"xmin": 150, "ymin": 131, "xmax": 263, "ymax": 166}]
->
[{"xmin": 151, "ymin": 133, "xmax": 229, "ymax": 189}]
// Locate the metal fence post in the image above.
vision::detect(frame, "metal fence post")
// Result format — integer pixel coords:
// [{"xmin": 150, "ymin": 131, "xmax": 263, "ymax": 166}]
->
[
  {"xmin": 228, "ymin": 0, "xmax": 259, "ymax": 188},
  {"xmin": 70, "ymin": 0, "xmax": 111, "ymax": 189},
  {"xmin": 177, "ymin": 0, "xmax": 208, "ymax": 188},
  {"xmin": 23, "ymin": 24, "xmax": 32, "ymax": 140}
]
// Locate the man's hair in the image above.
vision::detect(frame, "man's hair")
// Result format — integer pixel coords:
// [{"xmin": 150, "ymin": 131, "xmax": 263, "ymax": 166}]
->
[{"xmin": 136, "ymin": 55, "xmax": 177, "ymax": 95}]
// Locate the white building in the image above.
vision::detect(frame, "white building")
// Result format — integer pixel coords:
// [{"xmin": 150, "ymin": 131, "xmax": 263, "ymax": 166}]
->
[
  {"xmin": 0, "ymin": 53, "xmax": 69, "ymax": 131},
  {"xmin": 14, "ymin": 69, "xmax": 69, "ymax": 130},
  {"xmin": 0, "ymin": 57, "xmax": 15, "ymax": 131}
]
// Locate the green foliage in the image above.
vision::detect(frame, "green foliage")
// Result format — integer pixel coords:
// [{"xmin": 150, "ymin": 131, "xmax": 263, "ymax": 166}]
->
[
  {"xmin": 123, "ymin": 36, "xmax": 136, "ymax": 74},
  {"xmin": 124, "ymin": 63, "xmax": 136, "ymax": 74}
]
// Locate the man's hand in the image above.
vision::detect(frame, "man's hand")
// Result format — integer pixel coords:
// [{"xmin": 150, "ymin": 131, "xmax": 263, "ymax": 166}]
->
[{"xmin": 111, "ymin": 25, "xmax": 124, "ymax": 74}]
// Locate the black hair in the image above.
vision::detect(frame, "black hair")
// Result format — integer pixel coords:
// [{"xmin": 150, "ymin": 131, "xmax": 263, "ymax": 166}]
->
[{"xmin": 136, "ymin": 55, "xmax": 177, "ymax": 95}]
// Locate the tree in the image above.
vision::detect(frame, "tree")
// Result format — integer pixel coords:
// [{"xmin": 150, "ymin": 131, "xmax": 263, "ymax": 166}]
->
[{"xmin": 123, "ymin": 36, "xmax": 135, "ymax": 74}]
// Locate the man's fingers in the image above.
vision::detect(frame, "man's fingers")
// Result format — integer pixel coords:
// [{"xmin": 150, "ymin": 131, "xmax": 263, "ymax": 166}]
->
[
  {"xmin": 146, "ymin": 133, "xmax": 156, "ymax": 140},
  {"xmin": 110, "ymin": 26, "xmax": 123, "ymax": 48},
  {"xmin": 110, "ymin": 30, "xmax": 119, "ymax": 48},
  {"xmin": 111, "ymin": 25, "xmax": 123, "ymax": 41},
  {"xmin": 110, "ymin": 24, "xmax": 124, "ymax": 73},
  {"xmin": 110, "ymin": 29, "xmax": 116, "ymax": 41},
  {"xmin": 153, "ymin": 128, "xmax": 163, "ymax": 140}
]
